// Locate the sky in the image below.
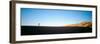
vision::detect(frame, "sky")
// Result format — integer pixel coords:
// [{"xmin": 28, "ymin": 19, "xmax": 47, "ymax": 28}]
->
[{"xmin": 21, "ymin": 8, "xmax": 92, "ymax": 26}]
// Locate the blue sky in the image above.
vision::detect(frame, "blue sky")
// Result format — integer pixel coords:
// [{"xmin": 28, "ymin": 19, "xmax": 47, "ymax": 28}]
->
[{"xmin": 21, "ymin": 8, "xmax": 92, "ymax": 26}]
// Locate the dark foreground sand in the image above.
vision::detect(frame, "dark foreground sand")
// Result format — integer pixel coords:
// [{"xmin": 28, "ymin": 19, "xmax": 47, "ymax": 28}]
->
[{"xmin": 21, "ymin": 26, "xmax": 92, "ymax": 35}]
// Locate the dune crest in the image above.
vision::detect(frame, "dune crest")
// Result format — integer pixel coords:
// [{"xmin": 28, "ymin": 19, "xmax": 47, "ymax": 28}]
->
[{"xmin": 65, "ymin": 22, "xmax": 92, "ymax": 28}]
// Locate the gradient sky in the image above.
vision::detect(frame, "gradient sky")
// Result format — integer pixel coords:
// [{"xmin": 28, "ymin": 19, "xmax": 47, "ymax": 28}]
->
[{"xmin": 21, "ymin": 8, "xmax": 92, "ymax": 26}]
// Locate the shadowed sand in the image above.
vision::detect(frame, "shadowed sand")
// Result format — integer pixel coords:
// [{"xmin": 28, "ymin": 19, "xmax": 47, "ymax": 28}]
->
[{"xmin": 21, "ymin": 26, "xmax": 92, "ymax": 35}]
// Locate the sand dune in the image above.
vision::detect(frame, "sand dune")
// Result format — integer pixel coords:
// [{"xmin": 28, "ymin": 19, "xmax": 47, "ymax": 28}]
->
[
  {"xmin": 65, "ymin": 22, "xmax": 92, "ymax": 28},
  {"xmin": 21, "ymin": 26, "xmax": 92, "ymax": 35}
]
